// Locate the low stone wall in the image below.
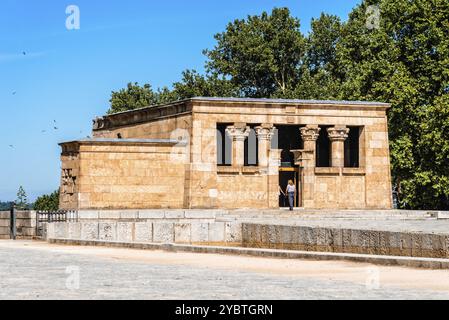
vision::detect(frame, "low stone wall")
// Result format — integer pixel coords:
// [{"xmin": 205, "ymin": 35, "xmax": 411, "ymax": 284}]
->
[
  {"xmin": 0, "ymin": 211, "xmax": 10, "ymax": 239},
  {"xmin": 242, "ymin": 223, "xmax": 449, "ymax": 259},
  {"xmin": 47, "ymin": 210, "xmax": 242, "ymax": 245},
  {"xmin": 0, "ymin": 211, "xmax": 36, "ymax": 239}
]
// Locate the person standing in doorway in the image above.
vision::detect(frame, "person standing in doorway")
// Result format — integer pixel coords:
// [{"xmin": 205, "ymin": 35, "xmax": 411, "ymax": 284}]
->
[{"xmin": 286, "ymin": 180, "xmax": 296, "ymax": 211}]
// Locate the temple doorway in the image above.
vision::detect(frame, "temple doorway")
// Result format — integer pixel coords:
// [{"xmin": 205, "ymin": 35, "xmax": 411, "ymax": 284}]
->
[
  {"xmin": 274, "ymin": 125, "xmax": 303, "ymax": 208},
  {"xmin": 279, "ymin": 168, "xmax": 300, "ymax": 208}
]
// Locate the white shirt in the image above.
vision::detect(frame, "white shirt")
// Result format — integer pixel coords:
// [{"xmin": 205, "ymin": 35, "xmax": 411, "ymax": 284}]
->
[{"xmin": 287, "ymin": 185, "xmax": 295, "ymax": 193}]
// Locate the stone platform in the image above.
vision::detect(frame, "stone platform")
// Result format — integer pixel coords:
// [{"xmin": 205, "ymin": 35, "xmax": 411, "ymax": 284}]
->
[{"xmin": 46, "ymin": 209, "xmax": 449, "ymax": 260}]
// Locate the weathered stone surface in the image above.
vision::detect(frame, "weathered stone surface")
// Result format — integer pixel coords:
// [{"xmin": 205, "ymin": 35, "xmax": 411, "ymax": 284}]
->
[
  {"xmin": 225, "ymin": 222, "xmax": 242, "ymax": 243},
  {"xmin": 153, "ymin": 223, "xmax": 174, "ymax": 243},
  {"xmin": 174, "ymin": 223, "xmax": 191, "ymax": 243},
  {"xmin": 191, "ymin": 223, "xmax": 209, "ymax": 243},
  {"xmin": 68, "ymin": 223, "xmax": 81, "ymax": 239},
  {"xmin": 164, "ymin": 211, "xmax": 185, "ymax": 219},
  {"xmin": 99, "ymin": 222, "xmax": 117, "ymax": 241},
  {"xmin": 81, "ymin": 222, "xmax": 99, "ymax": 240},
  {"xmin": 53, "ymin": 223, "xmax": 68, "ymax": 239},
  {"xmin": 0, "ymin": 211, "xmax": 10, "ymax": 219},
  {"xmin": 134, "ymin": 222, "xmax": 152, "ymax": 242},
  {"xmin": 78, "ymin": 211, "xmax": 99, "ymax": 220},
  {"xmin": 185, "ymin": 211, "xmax": 218, "ymax": 219},
  {"xmin": 208, "ymin": 222, "xmax": 225, "ymax": 243},
  {"xmin": 120, "ymin": 211, "xmax": 138, "ymax": 220},
  {"xmin": 99, "ymin": 211, "xmax": 120, "ymax": 220},
  {"xmin": 241, "ymin": 222, "xmax": 449, "ymax": 259},
  {"xmin": 138, "ymin": 210, "xmax": 165, "ymax": 219},
  {"xmin": 117, "ymin": 222, "xmax": 133, "ymax": 242}
]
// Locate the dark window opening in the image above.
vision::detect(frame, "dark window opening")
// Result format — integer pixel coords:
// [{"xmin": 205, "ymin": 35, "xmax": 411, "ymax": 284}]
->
[
  {"xmin": 217, "ymin": 123, "xmax": 232, "ymax": 166},
  {"xmin": 244, "ymin": 125, "xmax": 259, "ymax": 166},
  {"xmin": 276, "ymin": 126, "xmax": 303, "ymax": 167},
  {"xmin": 316, "ymin": 126, "xmax": 331, "ymax": 167},
  {"xmin": 345, "ymin": 126, "xmax": 361, "ymax": 168}
]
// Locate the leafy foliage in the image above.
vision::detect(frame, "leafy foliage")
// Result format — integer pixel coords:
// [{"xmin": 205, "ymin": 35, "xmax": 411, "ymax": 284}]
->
[{"xmin": 33, "ymin": 190, "xmax": 60, "ymax": 212}]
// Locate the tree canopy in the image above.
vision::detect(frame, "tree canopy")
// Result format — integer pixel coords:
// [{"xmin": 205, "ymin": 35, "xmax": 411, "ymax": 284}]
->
[
  {"xmin": 15, "ymin": 186, "xmax": 29, "ymax": 210},
  {"xmin": 33, "ymin": 190, "xmax": 60, "ymax": 212},
  {"xmin": 107, "ymin": 2, "xmax": 449, "ymax": 209}
]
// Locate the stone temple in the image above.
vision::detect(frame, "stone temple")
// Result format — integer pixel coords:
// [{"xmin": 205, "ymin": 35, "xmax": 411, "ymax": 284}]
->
[{"xmin": 59, "ymin": 97, "xmax": 392, "ymax": 210}]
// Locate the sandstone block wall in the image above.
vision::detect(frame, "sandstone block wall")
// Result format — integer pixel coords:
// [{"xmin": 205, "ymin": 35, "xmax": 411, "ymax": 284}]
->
[{"xmin": 59, "ymin": 141, "xmax": 187, "ymax": 210}]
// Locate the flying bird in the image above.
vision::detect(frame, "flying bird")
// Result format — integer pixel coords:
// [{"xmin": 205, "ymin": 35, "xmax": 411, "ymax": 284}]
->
[
  {"xmin": 22, "ymin": 52, "xmax": 26, "ymax": 55},
  {"xmin": 8, "ymin": 145, "xmax": 14, "ymax": 148},
  {"xmin": 12, "ymin": 91, "xmax": 16, "ymax": 95}
]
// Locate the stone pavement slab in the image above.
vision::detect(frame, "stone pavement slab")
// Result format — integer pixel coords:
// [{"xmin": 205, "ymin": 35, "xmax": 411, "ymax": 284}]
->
[{"xmin": 1, "ymin": 241, "xmax": 449, "ymax": 300}]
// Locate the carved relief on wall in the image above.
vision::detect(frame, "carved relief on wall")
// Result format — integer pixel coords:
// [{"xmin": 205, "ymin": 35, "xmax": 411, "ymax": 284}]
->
[{"xmin": 61, "ymin": 168, "xmax": 77, "ymax": 197}]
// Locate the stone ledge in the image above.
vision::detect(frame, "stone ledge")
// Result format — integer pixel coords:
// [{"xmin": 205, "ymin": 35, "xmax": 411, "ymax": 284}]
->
[
  {"xmin": 47, "ymin": 238, "xmax": 449, "ymax": 270},
  {"xmin": 342, "ymin": 168, "xmax": 366, "ymax": 176},
  {"xmin": 314, "ymin": 167, "xmax": 340, "ymax": 175},
  {"xmin": 217, "ymin": 166, "xmax": 240, "ymax": 174}
]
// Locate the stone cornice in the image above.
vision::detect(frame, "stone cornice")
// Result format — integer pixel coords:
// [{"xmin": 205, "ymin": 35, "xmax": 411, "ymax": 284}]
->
[
  {"xmin": 59, "ymin": 138, "xmax": 187, "ymax": 154},
  {"xmin": 92, "ymin": 97, "xmax": 391, "ymax": 132},
  {"xmin": 93, "ymin": 101, "xmax": 193, "ymax": 131}
]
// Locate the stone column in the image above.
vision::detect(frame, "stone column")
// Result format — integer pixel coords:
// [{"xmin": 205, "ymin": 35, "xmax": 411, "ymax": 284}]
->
[
  {"xmin": 255, "ymin": 124, "xmax": 275, "ymax": 167},
  {"xmin": 268, "ymin": 149, "xmax": 283, "ymax": 208},
  {"xmin": 327, "ymin": 126, "xmax": 350, "ymax": 168},
  {"xmin": 299, "ymin": 125, "xmax": 321, "ymax": 208},
  {"xmin": 226, "ymin": 123, "xmax": 250, "ymax": 167},
  {"xmin": 300, "ymin": 125, "xmax": 321, "ymax": 166}
]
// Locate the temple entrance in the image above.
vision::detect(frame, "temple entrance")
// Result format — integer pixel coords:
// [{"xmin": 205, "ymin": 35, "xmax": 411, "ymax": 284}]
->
[
  {"xmin": 279, "ymin": 168, "xmax": 300, "ymax": 208},
  {"xmin": 274, "ymin": 125, "xmax": 303, "ymax": 208}
]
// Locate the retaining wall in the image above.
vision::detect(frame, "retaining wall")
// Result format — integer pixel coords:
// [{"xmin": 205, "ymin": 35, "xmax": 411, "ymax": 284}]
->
[
  {"xmin": 0, "ymin": 211, "xmax": 10, "ymax": 239},
  {"xmin": 0, "ymin": 211, "xmax": 36, "ymax": 239},
  {"xmin": 242, "ymin": 223, "xmax": 449, "ymax": 259},
  {"xmin": 47, "ymin": 210, "xmax": 242, "ymax": 245}
]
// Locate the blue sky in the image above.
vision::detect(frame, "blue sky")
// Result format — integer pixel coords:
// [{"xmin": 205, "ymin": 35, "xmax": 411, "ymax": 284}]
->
[{"xmin": 0, "ymin": 0, "xmax": 361, "ymax": 201}]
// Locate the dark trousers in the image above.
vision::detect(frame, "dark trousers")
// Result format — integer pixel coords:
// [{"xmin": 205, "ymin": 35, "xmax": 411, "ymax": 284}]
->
[{"xmin": 288, "ymin": 192, "xmax": 295, "ymax": 210}]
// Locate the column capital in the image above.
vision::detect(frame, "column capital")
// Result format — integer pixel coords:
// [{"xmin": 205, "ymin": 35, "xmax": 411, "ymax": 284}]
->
[
  {"xmin": 255, "ymin": 124, "xmax": 275, "ymax": 141},
  {"xmin": 226, "ymin": 124, "xmax": 251, "ymax": 141},
  {"xmin": 327, "ymin": 126, "xmax": 350, "ymax": 142},
  {"xmin": 300, "ymin": 126, "xmax": 321, "ymax": 142}
]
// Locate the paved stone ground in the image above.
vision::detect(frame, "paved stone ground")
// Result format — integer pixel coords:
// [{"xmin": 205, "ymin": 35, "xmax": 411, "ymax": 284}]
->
[{"xmin": 1, "ymin": 241, "xmax": 449, "ymax": 300}]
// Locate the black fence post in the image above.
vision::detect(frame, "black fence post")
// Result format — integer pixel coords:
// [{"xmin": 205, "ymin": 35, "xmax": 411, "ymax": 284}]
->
[{"xmin": 10, "ymin": 203, "xmax": 16, "ymax": 240}]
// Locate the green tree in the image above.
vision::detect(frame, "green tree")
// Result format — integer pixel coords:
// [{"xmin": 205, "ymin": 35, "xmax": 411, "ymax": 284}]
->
[
  {"xmin": 305, "ymin": 13, "xmax": 342, "ymax": 75},
  {"xmin": 33, "ymin": 190, "xmax": 60, "ymax": 212},
  {"xmin": 335, "ymin": 0, "xmax": 449, "ymax": 209},
  {"xmin": 204, "ymin": 7, "xmax": 306, "ymax": 98},
  {"xmin": 16, "ymin": 186, "xmax": 28, "ymax": 210},
  {"xmin": 108, "ymin": 82, "xmax": 161, "ymax": 114},
  {"xmin": 172, "ymin": 70, "xmax": 238, "ymax": 99}
]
